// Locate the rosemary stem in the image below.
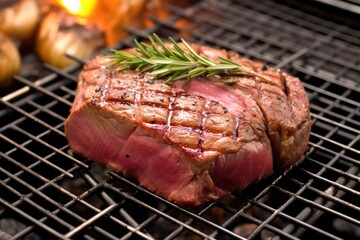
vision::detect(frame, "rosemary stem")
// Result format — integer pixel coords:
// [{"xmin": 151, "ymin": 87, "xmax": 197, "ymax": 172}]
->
[{"xmin": 109, "ymin": 33, "xmax": 272, "ymax": 85}]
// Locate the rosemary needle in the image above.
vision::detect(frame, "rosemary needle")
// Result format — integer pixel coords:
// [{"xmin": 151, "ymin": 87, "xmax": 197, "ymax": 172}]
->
[{"xmin": 108, "ymin": 33, "xmax": 272, "ymax": 84}]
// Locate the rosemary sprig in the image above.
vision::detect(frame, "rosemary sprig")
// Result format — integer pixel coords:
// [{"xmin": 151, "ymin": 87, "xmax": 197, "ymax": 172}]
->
[{"xmin": 108, "ymin": 34, "xmax": 272, "ymax": 84}]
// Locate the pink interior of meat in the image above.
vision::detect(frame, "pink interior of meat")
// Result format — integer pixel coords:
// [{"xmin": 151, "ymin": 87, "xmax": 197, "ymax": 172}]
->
[{"xmin": 174, "ymin": 78, "xmax": 246, "ymax": 115}]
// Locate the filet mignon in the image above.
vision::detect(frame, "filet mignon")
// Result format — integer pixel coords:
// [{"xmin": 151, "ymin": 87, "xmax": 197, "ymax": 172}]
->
[{"xmin": 65, "ymin": 43, "xmax": 311, "ymax": 206}]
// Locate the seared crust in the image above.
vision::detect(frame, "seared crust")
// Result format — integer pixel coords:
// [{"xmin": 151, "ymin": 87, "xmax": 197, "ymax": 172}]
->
[
  {"xmin": 225, "ymin": 50, "xmax": 311, "ymax": 170},
  {"xmin": 75, "ymin": 65, "xmax": 263, "ymax": 166},
  {"xmin": 66, "ymin": 43, "xmax": 310, "ymax": 205},
  {"xmin": 73, "ymin": 43, "xmax": 311, "ymax": 171}
]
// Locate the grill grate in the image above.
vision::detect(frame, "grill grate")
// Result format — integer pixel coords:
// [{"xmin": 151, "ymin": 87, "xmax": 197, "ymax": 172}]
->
[{"xmin": 1, "ymin": 0, "xmax": 359, "ymax": 239}]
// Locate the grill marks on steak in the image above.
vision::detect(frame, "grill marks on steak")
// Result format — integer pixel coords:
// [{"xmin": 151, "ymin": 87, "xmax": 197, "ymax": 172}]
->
[
  {"xmin": 95, "ymin": 73, "xmax": 248, "ymax": 161},
  {"xmin": 65, "ymin": 44, "xmax": 311, "ymax": 205},
  {"xmin": 80, "ymin": 59, "xmax": 268, "ymax": 162}
]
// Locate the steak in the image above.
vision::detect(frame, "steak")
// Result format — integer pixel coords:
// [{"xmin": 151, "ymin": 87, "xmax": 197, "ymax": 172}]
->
[{"xmin": 65, "ymin": 44, "xmax": 311, "ymax": 206}]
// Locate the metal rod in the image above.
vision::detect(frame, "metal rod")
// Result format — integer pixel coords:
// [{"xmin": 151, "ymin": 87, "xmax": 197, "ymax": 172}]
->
[{"xmin": 65, "ymin": 204, "xmax": 118, "ymax": 238}]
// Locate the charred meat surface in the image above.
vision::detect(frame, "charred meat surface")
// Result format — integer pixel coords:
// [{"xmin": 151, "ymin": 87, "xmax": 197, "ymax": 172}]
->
[{"xmin": 65, "ymin": 44, "xmax": 311, "ymax": 206}]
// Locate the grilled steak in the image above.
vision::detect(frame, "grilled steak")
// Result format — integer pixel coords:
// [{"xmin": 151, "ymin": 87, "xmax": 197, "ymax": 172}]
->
[{"xmin": 65, "ymin": 44, "xmax": 311, "ymax": 206}]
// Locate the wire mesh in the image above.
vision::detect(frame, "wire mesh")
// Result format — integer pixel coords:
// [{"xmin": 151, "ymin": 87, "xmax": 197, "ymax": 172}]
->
[{"xmin": 0, "ymin": 0, "xmax": 359, "ymax": 239}]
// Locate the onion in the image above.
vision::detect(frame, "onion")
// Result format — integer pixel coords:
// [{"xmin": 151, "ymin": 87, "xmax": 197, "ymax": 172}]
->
[
  {"xmin": 35, "ymin": 11, "xmax": 105, "ymax": 68},
  {"xmin": 0, "ymin": 0, "xmax": 40, "ymax": 41},
  {"xmin": 0, "ymin": 33, "xmax": 21, "ymax": 88}
]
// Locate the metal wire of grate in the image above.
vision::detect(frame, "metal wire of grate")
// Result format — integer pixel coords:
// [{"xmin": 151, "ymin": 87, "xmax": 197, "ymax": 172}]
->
[{"xmin": 0, "ymin": 0, "xmax": 359, "ymax": 239}]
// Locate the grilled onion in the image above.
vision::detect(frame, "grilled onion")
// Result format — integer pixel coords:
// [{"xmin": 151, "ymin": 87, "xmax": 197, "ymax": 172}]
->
[
  {"xmin": 0, "ymin": 0, "xmax": 40, "ymax": 41},
  {"xmin": 0, "ymin": 33, "xmax": 21, "ymax": 88},
  {"xmin": 35, "ymin": 11, "xmax": 105, "ymax": 68}
]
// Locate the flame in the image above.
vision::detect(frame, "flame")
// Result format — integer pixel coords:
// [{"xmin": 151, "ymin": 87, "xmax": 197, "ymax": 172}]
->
[{"xmin": 58, "ymin": 0, "xmax": 96, "ymax": 18}]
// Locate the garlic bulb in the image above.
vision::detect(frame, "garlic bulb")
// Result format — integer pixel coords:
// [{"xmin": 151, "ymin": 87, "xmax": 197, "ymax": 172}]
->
[
  {"xmin": 36, "ymin": 11, "xmax": 105, "ymax": 68},
  {"xmin": 0, "ymin": 33, "xmax": 21, "ymax": 88},
  {"xmin": 0, "ymin": 0, "xmax": 40, "ymax": 41}
]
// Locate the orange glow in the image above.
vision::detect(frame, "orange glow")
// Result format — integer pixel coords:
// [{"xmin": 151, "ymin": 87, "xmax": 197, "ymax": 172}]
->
[{"xmin": 57, "ymin": 0, "xmax": 96, "ymax": 18}]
